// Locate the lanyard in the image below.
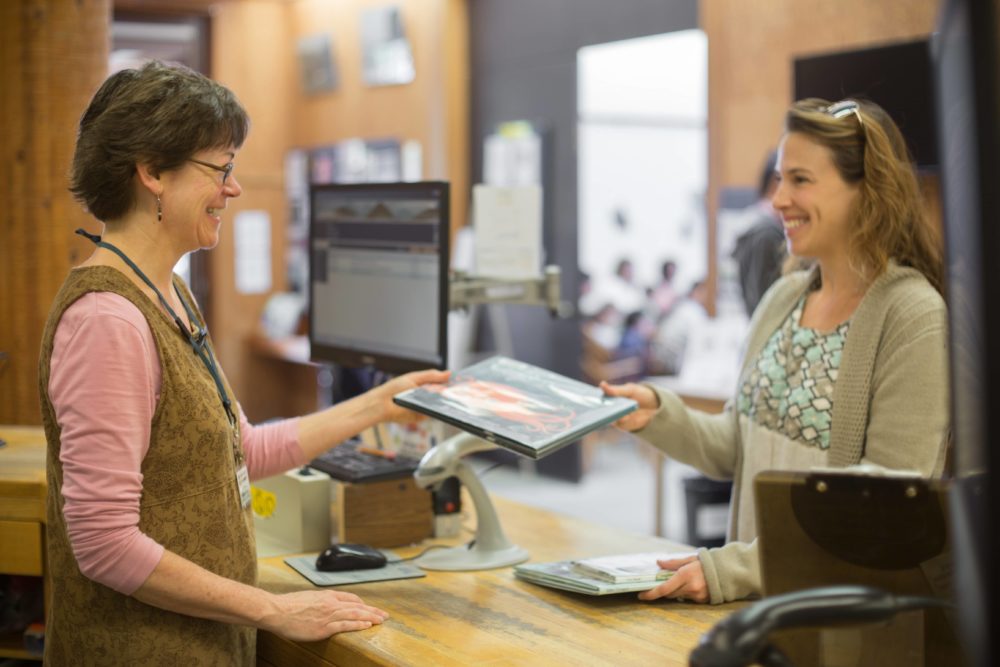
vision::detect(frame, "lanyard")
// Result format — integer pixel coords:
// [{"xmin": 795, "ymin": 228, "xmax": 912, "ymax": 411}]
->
[{"xmin": 75, "ymin": 228, "xmax": 237, "ymax": 429}]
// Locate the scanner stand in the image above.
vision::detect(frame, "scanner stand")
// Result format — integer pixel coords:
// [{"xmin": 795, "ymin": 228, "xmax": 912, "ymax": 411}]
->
[{"xmin": 413, "ymin": 432, "xmax": 529, "ymax": 570}]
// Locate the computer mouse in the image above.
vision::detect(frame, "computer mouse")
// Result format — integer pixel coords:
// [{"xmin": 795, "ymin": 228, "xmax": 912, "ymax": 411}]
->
[{"xmin": 315, "ymin": 543, "xmax": 388, "ymax": 572}]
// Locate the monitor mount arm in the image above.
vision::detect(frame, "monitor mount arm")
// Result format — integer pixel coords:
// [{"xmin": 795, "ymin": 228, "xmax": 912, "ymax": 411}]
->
[
  {"xmin": 449, "ymin": 265, "xmax": 566, "ymax": 317},
  {"xmin": 412, "ymin": 431, "xmax": 529, "ymax": 570}
]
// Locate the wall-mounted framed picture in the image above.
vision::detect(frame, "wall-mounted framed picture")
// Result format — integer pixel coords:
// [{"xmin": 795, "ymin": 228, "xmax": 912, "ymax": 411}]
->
[
  {"xmin": 297, "ymin": 33, "xmax": 339, "ymax": 96},
  {"xmin": 360, "ymin": 5, "xmax": 415, "ymax": 86}
]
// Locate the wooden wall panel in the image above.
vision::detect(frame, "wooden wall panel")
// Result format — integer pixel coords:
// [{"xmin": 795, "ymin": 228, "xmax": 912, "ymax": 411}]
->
[
  {"xmin": 0, "ymin": 0, "xmax": 110, "ymax": 425},
  {"xmin": 206, "ymin": 0, "xmax": 294, "ymax": 415},
  {"xmin": 441, "ymin": 0, "xmax": 470, "ymax": 228},
  {"xmin": 206, "ymin": 0, "xmax": 469, "ymax": 420},
  {"xmin": 287, "ymin": 0, "xmax": 469, "ymax": 233},
  {"xmin": 700, "ymin": 0, "xmax": 942, "ymax": 306},
  {"xmin": 1, "ymin": 0, "xmax": 467, "ymax": 425}
]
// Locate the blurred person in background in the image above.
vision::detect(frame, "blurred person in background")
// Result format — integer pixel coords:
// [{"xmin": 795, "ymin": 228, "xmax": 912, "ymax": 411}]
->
[
  {"xmin": 648, "ymin": 280, "xmax": 709, "ymax": 376},
  {"xmin": 731, "ymin": 150, "xmax": 785, "ymax": 317}
]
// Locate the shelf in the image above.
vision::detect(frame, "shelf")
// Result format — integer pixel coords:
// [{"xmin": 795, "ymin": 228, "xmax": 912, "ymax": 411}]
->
[
  {"xmin": 0, "ymin": 426, "xmax": 47, "ymax": 664},
  {"xmin": 0, "ymin": 631, "xmax": 41, "ymax": 660}
]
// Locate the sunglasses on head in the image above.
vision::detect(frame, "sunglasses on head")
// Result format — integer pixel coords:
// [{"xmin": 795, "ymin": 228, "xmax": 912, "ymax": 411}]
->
[
  {"xmin": 823, "ymin": 99, "xmax": 867, "ymax": 162},
  {"xmin": 825, "ymin": 99, "xmax": 864, "ymax": 127}
]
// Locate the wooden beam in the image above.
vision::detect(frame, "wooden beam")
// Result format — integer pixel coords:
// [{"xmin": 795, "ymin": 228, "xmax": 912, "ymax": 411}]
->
[{"xmin": 0, "ymin": 0, "xmax": 111, "ymax": 425}]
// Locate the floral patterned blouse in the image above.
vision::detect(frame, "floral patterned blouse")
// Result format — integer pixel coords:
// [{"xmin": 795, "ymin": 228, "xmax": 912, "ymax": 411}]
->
[{"xmin": 736, "ymin": 294, "xmax": 850, "ymax": 450}]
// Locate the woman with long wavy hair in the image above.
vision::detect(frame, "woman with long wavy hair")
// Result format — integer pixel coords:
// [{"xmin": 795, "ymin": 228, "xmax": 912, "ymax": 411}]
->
[{"xmin": 602, "ymin": 98, "xmax": 949, "ymax": 605}]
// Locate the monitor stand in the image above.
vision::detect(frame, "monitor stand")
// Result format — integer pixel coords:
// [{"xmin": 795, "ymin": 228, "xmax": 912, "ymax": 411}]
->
[{"xmin": 413, "ymin": 432, "xmax": 529, "ymax": 570}]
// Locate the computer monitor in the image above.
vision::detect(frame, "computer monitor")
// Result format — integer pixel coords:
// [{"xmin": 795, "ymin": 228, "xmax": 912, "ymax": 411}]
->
[
  {"xmin": 933, "ymin": 0, "xmax": 999, "ymax": 665},
  {"xmin": 794, "ymin": 38, "xmax": 938, "ymax": 167},
  {"xmin": 308, "ymin": 181, "xmax": 450, "ymax": 374}
]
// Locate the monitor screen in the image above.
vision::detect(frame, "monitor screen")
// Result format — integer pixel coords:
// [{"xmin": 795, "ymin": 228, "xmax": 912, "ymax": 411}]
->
[
  {"xmin": 308, "ymin": 181, "xmax": 449, "ymax": 373},
  {"xmin": 794, "ymin": 38, "xmax": 938, "ymax": 167}
]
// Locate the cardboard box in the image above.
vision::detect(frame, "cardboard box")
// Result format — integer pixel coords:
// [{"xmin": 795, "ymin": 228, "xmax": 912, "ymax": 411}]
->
[{"xmin": 331, "ymin": 477, "xmax": 433, "ymax": 548}]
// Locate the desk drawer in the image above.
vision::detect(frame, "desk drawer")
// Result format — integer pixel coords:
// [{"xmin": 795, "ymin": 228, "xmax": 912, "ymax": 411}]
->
[{"xmin": 0, "ymin": 520, "xmax": 43, "ymax": 575}]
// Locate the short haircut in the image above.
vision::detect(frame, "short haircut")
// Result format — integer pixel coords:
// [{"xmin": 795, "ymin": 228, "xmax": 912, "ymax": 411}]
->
[{"xmin": 70, "ymin": 60, "xmax": 249, "ymax": 222}]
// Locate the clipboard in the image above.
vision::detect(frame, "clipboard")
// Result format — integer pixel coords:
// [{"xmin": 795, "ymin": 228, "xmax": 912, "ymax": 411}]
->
[{"xmin": 754, "ymin": 470, "xmax": 962, "ymax": 666}]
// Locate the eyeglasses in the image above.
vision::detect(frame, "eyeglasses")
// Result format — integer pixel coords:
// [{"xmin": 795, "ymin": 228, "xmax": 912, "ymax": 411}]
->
[
  {"xmin": 825, "ymin": 100, "xmax": 867, "ymax": 158},
  {"xmin": 187, "ymin": 158, "xmax": 234, "ymax": 185},
  {"xmin": 825, "ymin": 99, "xmax": 864, "ymax": 128}
]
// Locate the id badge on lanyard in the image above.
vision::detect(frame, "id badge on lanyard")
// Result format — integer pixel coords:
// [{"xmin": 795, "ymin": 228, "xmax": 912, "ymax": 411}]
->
[
  {"xmin": 232, "ymin": 425, "xmax": 251, "ymax": 509},
  {"xmin": 236, "ymin": 464, "xmax": 251, "ymax": 509}
]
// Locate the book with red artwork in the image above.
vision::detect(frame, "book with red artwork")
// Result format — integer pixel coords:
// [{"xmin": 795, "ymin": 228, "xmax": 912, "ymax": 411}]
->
[{"xmin": 392, "ymin": 355, "xmax": 637, "ymax": 459}]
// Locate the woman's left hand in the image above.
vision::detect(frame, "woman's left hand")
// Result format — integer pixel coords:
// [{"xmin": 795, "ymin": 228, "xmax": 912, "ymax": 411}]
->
[
  {"xmin": 638, "ymin": 553, "xmax": 709, "ymax": 603},
  {"xmin": 376, "ymin": 369, "xmax": 451, "ymax": 423},
  {"xmin": 600, "ymin": 381, "xmax": 660, "ymax": 432}
]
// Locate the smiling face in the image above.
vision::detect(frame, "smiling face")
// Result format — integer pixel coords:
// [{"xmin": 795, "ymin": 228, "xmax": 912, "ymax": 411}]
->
[
  {"xmin": 160, "ymin": 147, "xmax": 243, "ymax": 252},
  {"xmin": 771, "ymin": 132, "xmax": 860, "ymax": 265}
]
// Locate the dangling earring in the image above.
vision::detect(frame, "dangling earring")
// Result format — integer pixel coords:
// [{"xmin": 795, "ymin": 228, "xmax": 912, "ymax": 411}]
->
[{"xmin": 156, "ymin": 195, "xmax": 162, "ymax": 223}]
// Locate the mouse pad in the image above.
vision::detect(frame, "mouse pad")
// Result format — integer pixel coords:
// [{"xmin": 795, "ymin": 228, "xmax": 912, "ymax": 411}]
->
[{"xmin": 285, "ymin": 551, "xmax": 426, "ymax": 587}]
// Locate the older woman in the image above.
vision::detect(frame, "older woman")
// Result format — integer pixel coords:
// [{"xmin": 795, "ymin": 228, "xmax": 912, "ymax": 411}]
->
[
  {"xmin": 603, "ymin": 98, "xmax": 949, "ymax": 604},
  {"xmin": 39, "ymin": 61, "xmax": 448, "ymax": 665}
]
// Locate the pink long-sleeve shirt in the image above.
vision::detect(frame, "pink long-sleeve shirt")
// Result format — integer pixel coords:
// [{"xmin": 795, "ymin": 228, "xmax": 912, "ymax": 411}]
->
[{"xmin": 48, "ymin": 291, "xmax": 305, "ymax": 595}]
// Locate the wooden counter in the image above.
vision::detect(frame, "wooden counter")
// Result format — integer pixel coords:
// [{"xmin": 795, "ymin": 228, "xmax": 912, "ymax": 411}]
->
[
  {"xmin": 257, "ymin": 496, "xmax": 745, "ymax": 666},
  {"xmin": 0, "ymin": 426, "xmax": 46, "ymax": 522},
  {"xmin": 0, "ymin": 425, "xmax": 46, "ymax": 661},
  {"xmin": 1, "ymin": 425, "xmax": 743, "ymax": 665}
]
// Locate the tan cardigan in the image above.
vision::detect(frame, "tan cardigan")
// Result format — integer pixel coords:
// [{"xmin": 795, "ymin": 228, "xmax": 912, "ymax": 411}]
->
[{"xmin": 636, "ymin": 262, "xmax": 950, "ymax": 603}]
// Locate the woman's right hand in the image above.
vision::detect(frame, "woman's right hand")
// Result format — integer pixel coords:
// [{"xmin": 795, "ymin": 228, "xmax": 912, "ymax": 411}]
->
[
  {"xmin": 600, "ymin": 381, "xmax": 660, "ymax": 432},
  {"xmin": 261, "ymin": 589, "xmax": 389, "ymax": 641},
  {"xmin": 375, "ymin": 369, "xmax": 451, "ymax": 424}
]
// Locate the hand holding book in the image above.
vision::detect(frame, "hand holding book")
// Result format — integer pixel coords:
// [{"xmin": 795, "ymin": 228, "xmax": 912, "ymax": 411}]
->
[
  {"xmin": 514, "ymin": 552, "xmax": 696, "ymax": 596},
  {"xmin": 636, "ymin": 553, "xmax": 709, "ymax": 604},
  {"xmin": 598, "ymin": 381, "xmax": 661, "ymax": 432},
  {"xmin": 571, "ymin": 552, "xmax": 689, "ymax": 584},
  {"xmin": 394, "ymin": 356, "xmax": 637, "ymax": 459}
]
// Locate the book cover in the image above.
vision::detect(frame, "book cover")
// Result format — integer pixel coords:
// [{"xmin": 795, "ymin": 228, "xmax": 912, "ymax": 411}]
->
[
  {"xmin": 392, "ymin": 356, "xmax": 637, "ymax": 460},
  {"xmin": 513, "ymin": 560, "xmax": 671, "ymax": 596},
  {"xmin": 571, "ymin": 552, "xmax": 673, "ymax": 584}
]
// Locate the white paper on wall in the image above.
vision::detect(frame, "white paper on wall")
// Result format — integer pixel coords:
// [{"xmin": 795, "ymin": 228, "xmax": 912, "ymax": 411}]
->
[
  {"xmin": 235, "ymin": 210, "xmax": 272, "ymax": 294},
  {"xmin": 472, "ymin": 184, "xmax": 543, "ymax": 280}
]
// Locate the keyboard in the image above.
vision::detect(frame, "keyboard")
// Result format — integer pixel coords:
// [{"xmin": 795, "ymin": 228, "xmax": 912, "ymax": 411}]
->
[{"xmin": 308, "ymin": 440, "xmax": 420, "ymax": 483}]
